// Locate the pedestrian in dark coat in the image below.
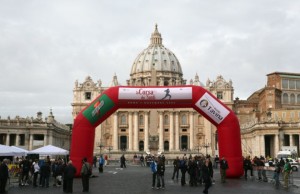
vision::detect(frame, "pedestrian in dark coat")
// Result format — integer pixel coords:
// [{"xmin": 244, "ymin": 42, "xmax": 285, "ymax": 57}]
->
[
  {"xmin": 171, "ymin": 156, "xmax": 180, "ymax": 180},
  {"xmin": 40, "ymin": 160, "xmax": 51, "ymax": 187},
  {"xmin": 0, "ymin": 159, "xmax": 9, "ymax": 194},
  {"xmin": 120, "ymin": 154, "xmax": 126, "ymax": 168},
  {"xmin": 80, "ymin": 157, "xmax": 91, "ymax": 192},
  {"xmin": 202, "ymin": 158, "xmax": 212, "ymax": 194},
  {"xmin": 220, "ymin": 156, "xmax": 229, "ymax": 183},
  {"xmin": 63, "ymin": 160, "xmax": 76, "ymax": 193}
]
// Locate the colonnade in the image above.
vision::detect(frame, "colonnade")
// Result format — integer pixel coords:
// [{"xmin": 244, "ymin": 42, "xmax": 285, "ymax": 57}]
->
[{"xmin": 112, "ymin": 111, "xmax": 196, "ymax": 152}]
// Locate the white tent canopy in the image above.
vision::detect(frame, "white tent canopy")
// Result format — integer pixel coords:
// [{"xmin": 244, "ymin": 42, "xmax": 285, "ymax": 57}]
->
[
  {"xmin": 0, "ymin": 144, "xmax": 28, "ymax": 156},
  {"xmin": 29, "ymin": 145, "xmax": 69, "ymax": 156}
]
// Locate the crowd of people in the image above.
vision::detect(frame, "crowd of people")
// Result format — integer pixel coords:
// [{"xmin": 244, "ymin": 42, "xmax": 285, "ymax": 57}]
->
[
  {"xmin": 0, "ymin": 156, "xmax": 79, "ymax": 193},
  {"xmin": 148, "ymin": 154, "xmax": 229, "ymax": 194},
  {"xmin": 243, "ymin": 155, "xmax": 293, "ymax": 189},
  {"xmin": 0, "ymin": 153, "xmax": 296, "ymax": 193}
]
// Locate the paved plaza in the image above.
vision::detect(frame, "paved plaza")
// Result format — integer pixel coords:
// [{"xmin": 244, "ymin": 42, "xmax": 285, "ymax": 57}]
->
[{"xmin": 7, "ymin": 164, "xmax": 300, "ymax": 194}]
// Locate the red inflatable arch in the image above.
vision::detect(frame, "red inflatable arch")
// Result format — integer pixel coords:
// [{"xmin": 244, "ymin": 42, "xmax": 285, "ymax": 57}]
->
[{"xmin": 70, "ymin": 86, "xmax": 243, "ymax": 178}]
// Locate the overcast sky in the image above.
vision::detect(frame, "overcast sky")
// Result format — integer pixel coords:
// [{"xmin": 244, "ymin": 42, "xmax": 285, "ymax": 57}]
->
[{"xmin": 0, "ymin": 0, "xmax": 299, "ymax": 124}]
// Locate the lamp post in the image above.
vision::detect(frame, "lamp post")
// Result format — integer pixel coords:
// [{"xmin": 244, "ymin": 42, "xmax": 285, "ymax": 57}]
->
[
  {"xmin": 202, "ymin": 140, "xmax": 210, "ymax": 156},
  {"xmin": 107, "ymin": 146, "xmax": 113, "ymax": 158},
  {"xmin": 97, "ymin": 142, "xmax": 104, "ymax": 156}
]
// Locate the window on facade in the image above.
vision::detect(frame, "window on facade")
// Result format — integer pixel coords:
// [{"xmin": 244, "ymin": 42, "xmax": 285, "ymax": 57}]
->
[
  {"xmin": 289, "ymin": 80, "xmax": 296, "ymax": 89},
  {"xmin": 274, "ymin": 112, "xmax": 278, "ymax": 120},
  {"xmin": 217, "ymin": 92, "xmax": 223, "ymax": 99},
  {"xmin": 139, "ymin": 115, "xmax": 144, "ymax": 125},
  {"xmin": 282, "ymin": 93, "xmax": 289, "ymax": 103},
  {"xmin": 181, "ymin": 136, "xmax": 188, "ymax": 150},
  {"xmin": 297, "ymin": 94, "xmax": 300, "ymax": 104},
  {"xmin": 290, "ymin": 94, "xmax": 296, "ymax": 104},
  {"xmin": 85, "ymin": 92, "xmax": 91, "ymax": 100},
  {"xmin": 282, "ymin": 79, "xmax": 288, "ymax": 89},
  {"xmin": 0, "ymin": 134, "xmax": 5, "ymax": 144},
  {"xmin": 181, "ymin": 115, "xmax": 187, "ymax": 125},
  {"xmin": 139, "ymin": 128, "xmax": 144, "ymax": 132},
  {"xmin": 297, "ymin": 80, "xmax": 300, "ymax": 89},
  {"xmin": 164, "ymin": 141, "xmax": 169, "ymax": 151},
  {"xmin": 121, "ymin": 129, "xmax": 126, "ymax": 132},
  {"xmin": 282, "ymin": 112, "xmax": 286, "ymax": 119},
  {"xmin": 182, "ymin": 129, "xmax": 187, "ymax": 132},
  {"xmin": 19, "ymin": 134, "xmax": 25, "ymax": 146},
  {"xmin": 164, "ymin": 115, "xmax": 169, "ymax": 125},
  {"xmin": 291, "ymin": 112, "xmax": 295, "ymax": 119},
  {"xmin": 9, "ymin": 134, "xmax": 16, "ymax": 146},
  {"xmin": 139, "ymin": 141, "xmax": 144, "ymax": 151},
  {"xmin": 121, "ymin": 115, "xmax": 126, "ymax": 125},
  {"xmin": 164, "ymin": 128, "xmax": 169, "ymax": 132}
]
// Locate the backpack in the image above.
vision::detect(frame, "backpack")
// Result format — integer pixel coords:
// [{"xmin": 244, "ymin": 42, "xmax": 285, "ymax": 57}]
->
[{"xmin": 85, "ymin": 163, "xmax": 92, "ymax": 176}]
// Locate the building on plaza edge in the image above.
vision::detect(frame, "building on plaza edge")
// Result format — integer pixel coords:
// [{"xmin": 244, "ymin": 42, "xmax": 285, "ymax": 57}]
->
[
  {"xmin": 235, "ymin": 72, "xmax": 300, "ymax": 158},
  {"xmin": 72, "ymin": 25, "xmax": 234, "ymax": 158},
  {"xmin": 0, "ymin": 110, "xmax": 71, "ymax": 151}
]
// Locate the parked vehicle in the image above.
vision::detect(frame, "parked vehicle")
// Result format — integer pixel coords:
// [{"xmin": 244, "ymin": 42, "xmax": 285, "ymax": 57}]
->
[{"xmin": 265, "ymin": 158, "xmax": 299, "ymax": 171}]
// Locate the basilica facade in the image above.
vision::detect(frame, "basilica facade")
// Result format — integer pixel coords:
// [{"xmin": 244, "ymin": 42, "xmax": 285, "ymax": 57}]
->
[{"xmin": 72, "ymin": 25, "xmax": 234, "ymax": 158}]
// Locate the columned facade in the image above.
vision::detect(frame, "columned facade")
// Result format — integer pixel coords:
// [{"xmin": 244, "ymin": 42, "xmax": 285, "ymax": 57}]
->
[{"xmin": 72, "ymin": 25, "xmax": 235, "ymax": 159}]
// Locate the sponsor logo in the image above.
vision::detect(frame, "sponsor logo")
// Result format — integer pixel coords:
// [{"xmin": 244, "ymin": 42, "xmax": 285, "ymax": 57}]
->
[
  {"xmin": 135, "ymin": 89, "xmax": 156, "ymax": 100},
  {"xmin": 92, "ymin": 100, "xmax": 104, "ymax": 117},
  {"xmin": 196, "ymin": 93, "xmax": 229, "ymax": 124},
  {"xmin": 83, "ymin": 94, "xmax": 115, "ymax": 125},
  {"xmin": 119, "ymin": 87, "xmax": 192, "ymax": 100},
  {"xmin": 199, "ymin": 99, "xmax": 209, "ymax": 107}
]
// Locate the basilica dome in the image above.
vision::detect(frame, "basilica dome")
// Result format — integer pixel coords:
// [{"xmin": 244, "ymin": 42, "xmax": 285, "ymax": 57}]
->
[{"xmin": 128, "ymin": 25, "xmax": 185, "ymax": 86}]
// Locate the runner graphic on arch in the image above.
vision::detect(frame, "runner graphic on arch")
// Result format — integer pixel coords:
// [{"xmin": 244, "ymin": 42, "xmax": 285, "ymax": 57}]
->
[{"xmin": 161, "ymin": 88, "xmax": 172, "ymax": 100}]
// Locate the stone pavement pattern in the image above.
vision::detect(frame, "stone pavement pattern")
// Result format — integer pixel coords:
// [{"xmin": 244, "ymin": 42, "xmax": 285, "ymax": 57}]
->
[{"xmin": 7, "ymin": 165, "xmax": 300, "ymax": 194}]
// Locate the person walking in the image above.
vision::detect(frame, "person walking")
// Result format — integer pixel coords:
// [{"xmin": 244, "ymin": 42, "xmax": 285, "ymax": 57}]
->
[
  {"xmin": 40, "ymin": 159, "xmax": 51, "ymax": 188},
  {"xmin": 179, "ymin": 157, "xmax": 187, "ymax": 186},
  {"xmin": 140, "ymin": 154, "xmax": 145, "ymax": 167},
  {"xmin": 156, "ymin": 157, "xmax": 165, "ymax": 189},
  {"xmin": 283, "ymin": 159, "xmax": 292, "ymax": 189},
  {"xmin": 273, "ymin": 160, "xmax": 281, "ymax": 189},
  {"xmin": 81, "ymin": 158, "xmax": 91, "ymax": 192},
  {"xmin": 120, "ymin": 154, "xmax": 126, "ymax": 168},
  {"xmin": 220, "ymin": 156, "xmax": 229, "ymax": 183},
  {"xmin": 63, "ymin": 160, "xmax": 76, "ymax": 193},
  {"xmin": 150, "ymin": 157, "xmax": 157, "ymax": 189},
  {"xmin": 243, "ymin": 156, "xmax": 253, "ymax": 180},
  {"xmin": 98, "ymin": 155, "xmax": 105, "ymax": 173},
  {"xmin": 0, "ymin": 159, "xmax": 9, "ymax": 194},
  {"xmin": 32, "ymin": 160, "xmax": 40, "ymax": 187},
  {"xmin": 202, "ymin": 158, "xmax": 212, "ymax": 194},
  {"xmin": 171, "ymin": 156, "xmax": 180, "ymax": 180}
]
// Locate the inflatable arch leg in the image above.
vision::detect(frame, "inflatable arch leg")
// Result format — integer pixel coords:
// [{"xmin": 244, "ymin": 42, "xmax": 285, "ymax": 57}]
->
[{"xmin": 70, "ymin": 86, "xmax": 243, "ymax": 177}]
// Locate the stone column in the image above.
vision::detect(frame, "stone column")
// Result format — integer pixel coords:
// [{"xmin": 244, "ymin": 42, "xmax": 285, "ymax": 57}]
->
[
  {"xmin": 113, "ymin": 113, "xmax": 118, "ymax": 151},
  {"xmin": 29, "ymin": 134, "xmax": 33, "ymax": 150},
  {"xmin": 175, "ymin": 112, "xmax": 180, "ymax": 151},
  {"xmin": 290, "ymin": 134, "xmax": 293, "ymax": 146},
  {"xmin": 169, "ymin": 112, "xmax": 174, "ymax": 151},
  {"xmin": 189, "ymin": 111, "xmax": 194, "ymax": 150},
  {"xmin": 159, "ymin": 112, "xmax": 164, "ymax": 151},
  {"xmin": 16, "ymin": 134, "xmax": 19, "ymax": 146},
  {"xmin": 134, "ymin": 112, "xmax": 139, "ymax": 151},
  {"xmin": 6, "ymin": 134, "xmax": 10, "ymax": 146},
  {"xmin": 260, "ymin": 135, "xmax": 265, "ymax": 156},
  {"xmin": 255, "ymin": 135, "xmax": 260, "ymax": 156},
  {"xmin": 128, "ymin": 112, "xmax": 133, "ymax": 151},
  {"xmin": 144, "ymin": 111, "xmax": 149, "ymax": 152},
  {"xmin": 44, "ymin": 134, "xmax": 48, "ymax": 146},
  {"xmin": 274, "ymin": 133, "xmax": 279, "ymax": 156}
]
